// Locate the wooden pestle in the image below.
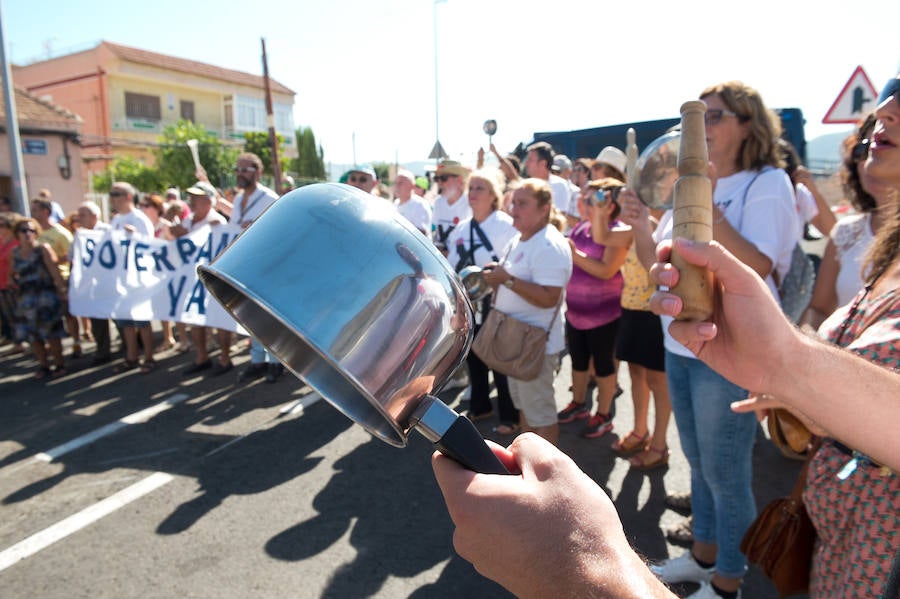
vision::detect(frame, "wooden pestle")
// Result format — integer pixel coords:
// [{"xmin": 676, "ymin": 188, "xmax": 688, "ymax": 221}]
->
[{"xmin": 669, "ymin": 100, "xmax": 714, "ymax": 321}]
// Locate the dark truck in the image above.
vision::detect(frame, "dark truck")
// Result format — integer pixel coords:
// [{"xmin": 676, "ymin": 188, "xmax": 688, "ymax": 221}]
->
[{"xmin": 528, "ymin": 107, "xmax": 807, "ymax": 165}]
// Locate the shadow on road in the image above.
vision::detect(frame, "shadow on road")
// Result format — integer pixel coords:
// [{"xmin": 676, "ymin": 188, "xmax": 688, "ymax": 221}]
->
[
  {"xmin": 265, "ymin": 428, "xmax": 509, "ymax": 598},
  {"xmin": 157, "ymin": 402, "xmax": 352, "ymax": 535}
]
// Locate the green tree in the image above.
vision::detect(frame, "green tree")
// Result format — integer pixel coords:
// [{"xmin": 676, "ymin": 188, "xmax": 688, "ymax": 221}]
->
[
  {"xmin": 372, "ymin": 162, "xmax": 391, "ymax": 183},
  {"xmin": 92, "ymin": 156, "xmax": 162, "ymax": 193},
  {"xmin": 292, "ymin": 126, "xmax": 326, "ymax": 181},
  {"xmin": 155, "ymin": 120, "xmax": 238, "ymax": 190},
  {"xmin": 242, "ymin": 131, "xmax": 289, "ymax": 175}
]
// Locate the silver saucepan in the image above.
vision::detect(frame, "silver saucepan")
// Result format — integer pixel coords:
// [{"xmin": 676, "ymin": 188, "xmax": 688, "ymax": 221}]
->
[
  {"xmin": 457, "ymin": 265, "xmax": 493, "ymax": 303},
  {"xmin": 197, "ymin": 183, "xmax": 508, "ymax": 474}
]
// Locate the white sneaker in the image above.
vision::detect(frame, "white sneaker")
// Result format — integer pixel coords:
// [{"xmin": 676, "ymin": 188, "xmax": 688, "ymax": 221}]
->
[
  {"xmin": 686, "ymin": 580, "xmax": 741, "ymax": 599},
  {"xmin": 649, "ymin": 552, "xmax": 714, "ymax": 584}
]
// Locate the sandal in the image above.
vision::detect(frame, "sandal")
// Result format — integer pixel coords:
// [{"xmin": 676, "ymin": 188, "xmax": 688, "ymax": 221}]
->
[
  {"xmin": 34, "ymin": 366, "xmax": 52, "ymax": 380},
  {"xmin": 154, "ymin": 341, "xmax": 175, "ymax": 353},
  {"xmin": 611, "ymin": 431, "xmax": 650, "ymax": 457},
  {"xmin": 51, "ymin": 366, "xmax": 69, "ymax": 378},
  {"xmin": 114, "ymin": 359, "xmax": 139, "ymax": 374},
  {"xmin": 492, "ymin": 423, "xmax": 520, "ymax": 436},
  {"xmin": 629, "ymin": 446, "xmax": 670, "ymax": 471},
  {"xmin": 139, "ymin": 360, "xmax": 157, "ymax": 374},
  {"xmin": 71, "ymin": 344, "xmax": 83, "ymax": 359}
]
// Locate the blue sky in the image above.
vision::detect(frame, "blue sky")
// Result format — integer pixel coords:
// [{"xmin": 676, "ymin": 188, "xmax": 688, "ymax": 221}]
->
[{"xmin": 4, "ymin": 0, "xmax": 900, "ymax": 168}]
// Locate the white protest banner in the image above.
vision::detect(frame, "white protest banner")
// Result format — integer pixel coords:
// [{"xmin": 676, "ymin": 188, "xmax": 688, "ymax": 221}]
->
[{"xmin": 69, "ymin": 225, "xmax": 246, "ymax": 333}]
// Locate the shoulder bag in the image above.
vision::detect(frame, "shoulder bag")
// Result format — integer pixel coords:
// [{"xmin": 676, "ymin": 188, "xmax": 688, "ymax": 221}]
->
[
  {"xmin": 740, "ymin": 439, "xmax": 821, "ymax": 598},
  {"xmin": 470, "ymin": 247, "xmax": 563, "ymax": 381}
]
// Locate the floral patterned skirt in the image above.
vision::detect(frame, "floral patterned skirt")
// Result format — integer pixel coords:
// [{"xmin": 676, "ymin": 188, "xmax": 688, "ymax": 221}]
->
[{"xmin": 13, "ymin": 287, "xmax": 66, "ymax": 342}]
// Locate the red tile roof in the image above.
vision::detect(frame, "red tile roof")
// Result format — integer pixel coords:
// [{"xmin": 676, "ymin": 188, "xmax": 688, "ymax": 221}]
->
[
  {"xmin": 102, "ymin": 41, "xmax": 295, "ymax": 96},
  {"xmin": 0, "ymin": 87, "xmax": 82, "ymax": 132}
]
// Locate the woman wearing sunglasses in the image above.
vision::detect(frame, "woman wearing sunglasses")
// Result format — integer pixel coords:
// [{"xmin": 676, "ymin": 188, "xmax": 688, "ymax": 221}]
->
[
  {"xmin": 648, "ymin": 81, "xmax": 800, "ymax": 599},
  {"xmin": 9, "ymin": 217, "xmax": 68, "ymax": 379},
  {"xmin": 556, "ymin": 178, "xmax": 629, "ymax": 441},
  {"xmin": 800, "ymin": 113, "xmax": 898, "ymax": 331}
]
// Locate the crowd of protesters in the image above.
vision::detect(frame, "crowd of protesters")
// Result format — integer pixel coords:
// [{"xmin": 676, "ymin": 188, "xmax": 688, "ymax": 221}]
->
[
  {"xmin": 0, "ymin": 152, "xmax": 288, "ymax": 385},
  {"xmin": 362, "ymin": 78, "xmax": 894, "ymax": 599},
  {"xmin": 3, "ymin": 76, "xmax": 899, "ymax": 598}
]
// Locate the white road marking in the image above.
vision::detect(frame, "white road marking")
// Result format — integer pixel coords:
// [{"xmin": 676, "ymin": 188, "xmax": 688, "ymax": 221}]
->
[
  {"xmin": 34, "ymin": 393, "xmax": 189, "ymax": 463},
  {"xmin": 0, "ymin": 471, "xmax": 174, "ymax": 573}
]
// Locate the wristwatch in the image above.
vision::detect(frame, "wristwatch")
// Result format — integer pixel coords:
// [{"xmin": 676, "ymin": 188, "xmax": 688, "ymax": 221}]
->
[{"xmin": 503, "ymin": 276, "xmax": 515, "ymax": 289}]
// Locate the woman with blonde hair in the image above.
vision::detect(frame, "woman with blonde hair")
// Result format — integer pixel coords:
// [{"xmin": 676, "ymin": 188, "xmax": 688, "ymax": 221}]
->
[
  {"xmin": 649, "ymin": 81, "xmax": 799, "ymax": 598},
  {"xmin": 447, "ymin": 169, "xmax": 520, "ymax": 434},
  {"xmin": 481, "ymin": 179, "xmax": 571, "ymax": 444}
]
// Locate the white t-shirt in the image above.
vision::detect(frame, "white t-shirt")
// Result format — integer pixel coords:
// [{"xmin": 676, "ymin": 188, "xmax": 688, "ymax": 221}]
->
[
  {"xmin": 655, "ymin": 167, "xmax": 799, "ymax": 357},
  {"xmin": 493, "ymin": 225, "xmax": 573, "ymax": 355},
  {"xmin": 230, "ymin": 184, "xmax": 279, "ymax": 226},
  {"xmin": 110, "ymin": 209, "xmax": 154, "ymax": 238},
  {"xmin": 446, "ymin": 210, "xmax": 517, "ymax": 271},
  {"xmin": 548, "ymin": 174, "xmax": 571, "ymax": 214},
  {"xmin": 831, "ymin": 212, "xmax": 875, "ymax": 308},
  {"xmin": 394, "ymin": 195, "xmax": 432, "ymax": 234},
  {"xmin": 432, "ymin": 194, "xmax": 472, "ymax": 246},
  {"xmin": 183, "ymin": 209, "xmax": 227, "ymax": 230}
]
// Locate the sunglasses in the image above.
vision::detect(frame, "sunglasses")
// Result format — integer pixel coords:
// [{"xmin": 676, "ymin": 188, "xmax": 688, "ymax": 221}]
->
[
  {"xmin": 878, "ymin": 78, "xmax": 900, "ymax": 105},
  {"xmin": 704, "ymin": 108, "xmax": 743, "ymax": 126},
  {"xmin": 348, "ymin": 175, "xmax": 370, "ymax": 183},
  {"xmin": 109, "ymin": 191, "xmax": 126, "ymax": 198},
  {"xmin": 18, "ymin": 227, "xmax": 37, "ymax": 234},
  {"xmin": 139, "ymin": 203, "xmax": 153, "ymax": 208},
  {"xmin": 573, "ymin": 166, "xmax": 589, "ymax": 174},
  {"xmin": 851, "ymin": 139, "xmax": 871, "ymax": 162},
  {"xmin": 234, "ymin": 166, "xmax": 257, "ymax": 174},
  {"xmin": 435, "ymin": 174, "xmax": 457, "ymax": 183}
]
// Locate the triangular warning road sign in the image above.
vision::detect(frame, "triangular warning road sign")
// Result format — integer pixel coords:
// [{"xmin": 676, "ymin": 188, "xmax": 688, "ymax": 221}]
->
[{"xmin": 823, "ymin": 66, "xmax": 879, "ymax": 124}]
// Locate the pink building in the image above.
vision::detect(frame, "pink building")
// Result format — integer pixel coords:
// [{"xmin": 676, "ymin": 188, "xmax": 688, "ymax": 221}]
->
[
  {"xmin": 0, "ymin": 87, "xmax": 83, "ymax": 214},
  {"xmin": 13, "ymin": 41, "xmax": 296, "ymax": 191}
]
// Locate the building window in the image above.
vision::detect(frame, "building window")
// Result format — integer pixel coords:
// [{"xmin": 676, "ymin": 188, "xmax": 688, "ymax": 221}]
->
[
  {"xmin": 180, "ymin": 100, "xmax": 195, "ymax": 122},
  {"xmin": 125, "ymin": 92, "xmax": 161, "ymax": 120}
]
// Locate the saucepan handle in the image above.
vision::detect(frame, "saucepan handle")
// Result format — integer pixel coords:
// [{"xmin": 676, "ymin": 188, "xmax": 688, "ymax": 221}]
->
[{"xmin": 410, "ymin": 396, "xmax": 510, "ymax": 475}]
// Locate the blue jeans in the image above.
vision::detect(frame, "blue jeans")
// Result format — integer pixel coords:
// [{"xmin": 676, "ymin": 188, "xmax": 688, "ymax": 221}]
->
[{"xmin": 665, "ymin": 351, "xmax": 757, "ymax": 579}]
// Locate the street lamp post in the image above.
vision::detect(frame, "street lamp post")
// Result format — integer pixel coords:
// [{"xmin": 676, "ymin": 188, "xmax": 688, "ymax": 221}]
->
[{"xmin": 429, "ymin": 0, "xmax": 448, "ymax": 161}]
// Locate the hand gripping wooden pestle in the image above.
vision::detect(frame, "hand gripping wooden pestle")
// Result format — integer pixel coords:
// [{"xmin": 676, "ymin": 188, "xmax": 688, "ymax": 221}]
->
[{"xmin": 669, "ymin": 101, "xmax": 714, "ymax": 321}]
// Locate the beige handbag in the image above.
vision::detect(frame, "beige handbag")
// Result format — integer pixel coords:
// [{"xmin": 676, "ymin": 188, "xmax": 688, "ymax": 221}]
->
[{"xmin": 471, "ymin": 269, "xmax": 563, "ymax": 381}]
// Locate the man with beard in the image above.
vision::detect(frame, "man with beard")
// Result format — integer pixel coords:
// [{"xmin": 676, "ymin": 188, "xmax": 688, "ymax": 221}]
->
[
  {"xmin": 229, "ymin": 152, "xmax": 284, "ymax": 384},
  {"xmin": 431, "ymin": 160, "xmax": 472, "ymax": 254}
]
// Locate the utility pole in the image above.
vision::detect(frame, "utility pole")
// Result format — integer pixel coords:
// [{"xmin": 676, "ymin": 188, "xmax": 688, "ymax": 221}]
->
[
  {"xmin": 0, "ymin": 0, "xmax": 30, "ymax": 214},
  {"xmin": 261, "ymin": 38, "xmax": 283, "ymax": 194}
]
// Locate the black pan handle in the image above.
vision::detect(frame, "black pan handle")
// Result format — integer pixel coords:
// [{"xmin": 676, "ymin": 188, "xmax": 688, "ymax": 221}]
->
[{"xmin": 410, "ymin": 396, "xmax": 510, "ymax": 475}]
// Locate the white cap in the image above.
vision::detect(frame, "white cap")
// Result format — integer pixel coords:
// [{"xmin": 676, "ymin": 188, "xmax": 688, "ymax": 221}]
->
[{"xmin": 594, "ymin": 146, "xmax": 627, "ymax": 176}]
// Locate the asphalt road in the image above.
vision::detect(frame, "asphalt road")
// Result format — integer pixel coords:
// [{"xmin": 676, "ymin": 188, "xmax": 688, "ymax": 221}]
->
[{"xmin": 0, "ymin": 331, "xmax": 802, "ymax": 598}]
